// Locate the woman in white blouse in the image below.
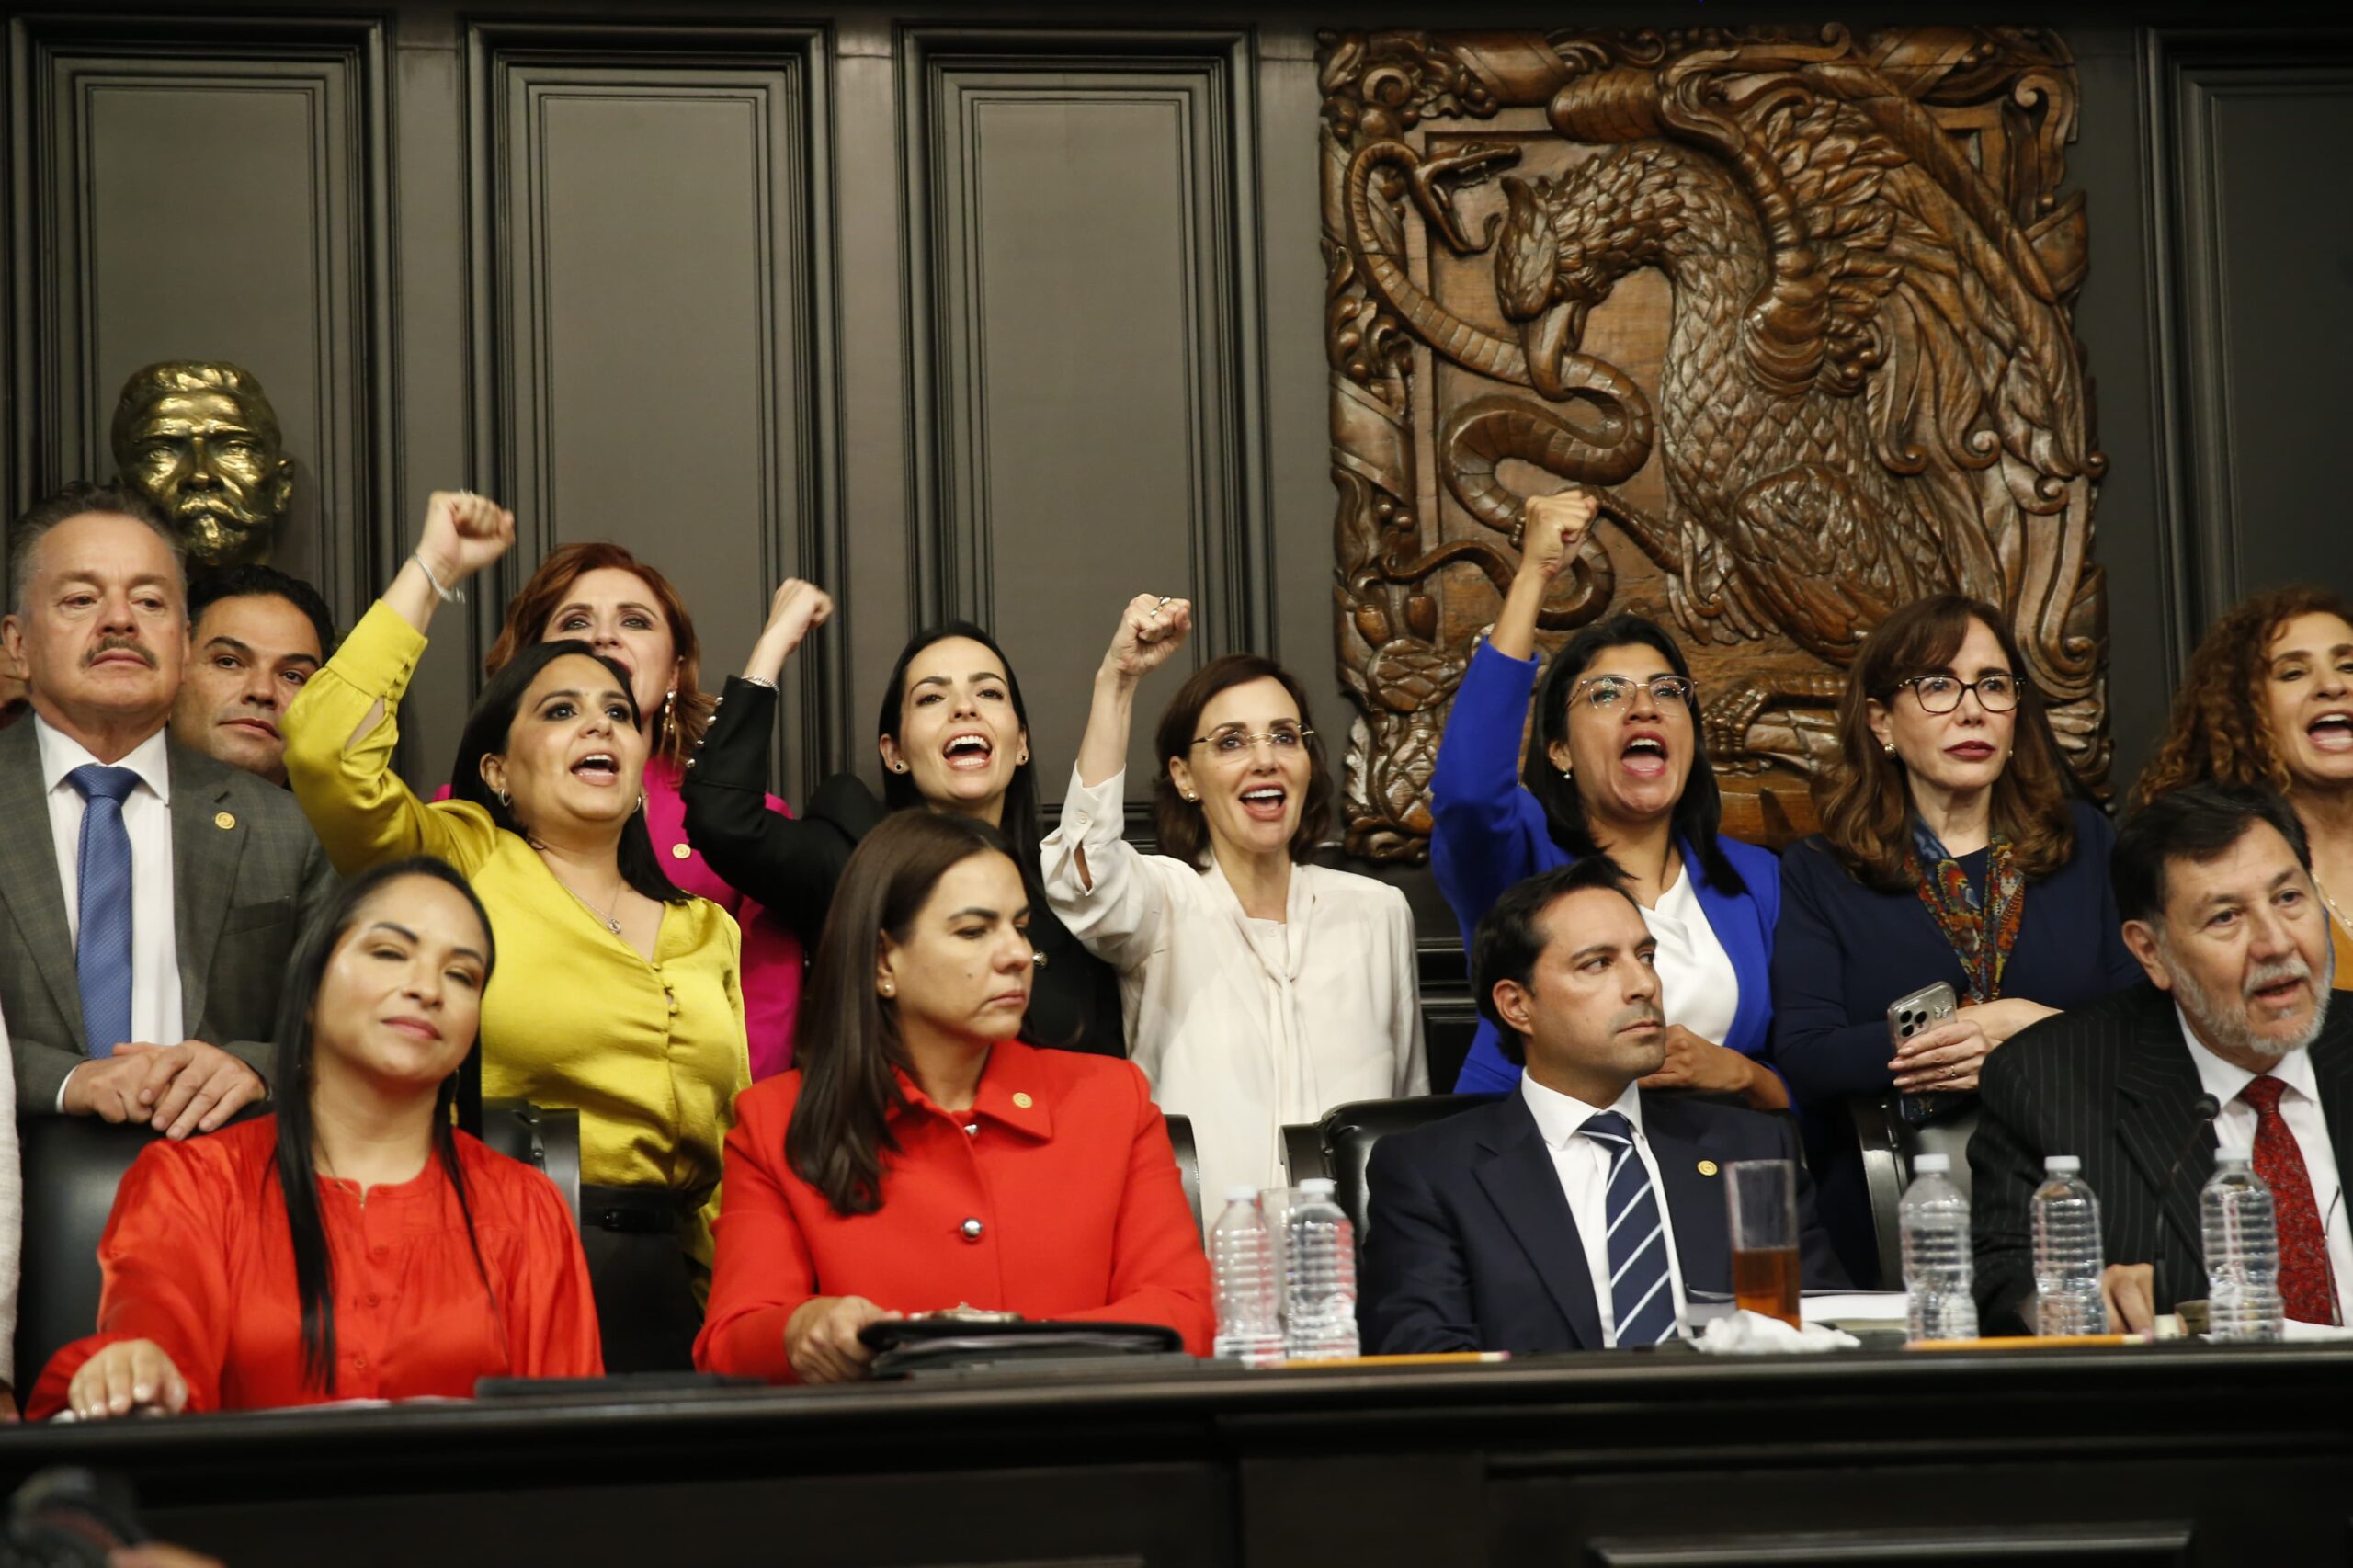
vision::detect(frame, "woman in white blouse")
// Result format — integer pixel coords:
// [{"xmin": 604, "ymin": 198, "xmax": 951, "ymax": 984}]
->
[{"xmin": 1040, "ymin": 595, "xmax": 1426, "ymax": 1207}]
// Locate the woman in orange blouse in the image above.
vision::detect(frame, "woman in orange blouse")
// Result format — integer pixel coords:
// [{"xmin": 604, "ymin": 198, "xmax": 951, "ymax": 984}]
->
[
  {"xmin": 32, "ymin": 858, "xmax": 601, "ymax": 1419},
  {"xmin": 696, "ymin": 812, "xmax": 1212, "ymax": 1383}
]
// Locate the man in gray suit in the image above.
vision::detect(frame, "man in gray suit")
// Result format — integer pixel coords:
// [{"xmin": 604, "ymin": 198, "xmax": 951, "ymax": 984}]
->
[
  {"xmin": 0, "ymin": 481, "xmax": 335, "ymax": 1136},
  {"xmin": 1972, "ymin": 783, "xmax": 2353, "ymax": 1334}
]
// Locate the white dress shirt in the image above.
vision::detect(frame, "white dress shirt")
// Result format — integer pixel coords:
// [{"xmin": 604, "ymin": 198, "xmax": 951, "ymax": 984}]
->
[
  {"xmin": 1645, "ymin": 864, "xmax": 1740, "ymax": 1047},
  {"xmin": 2177, "ymin": 1006, "xmax": 2352, "ymax": 1325},
  {"xmin": 35, "ymin": 718, "xmax": 183, "ymax": 1071},
  {"xmin": 1519, "ymin": 1073, "xmax": 1690, "ymax": 1346},
  {"xmin": 1041, "ymin": 768, "xmax": 1427, "ymax": 1211}
]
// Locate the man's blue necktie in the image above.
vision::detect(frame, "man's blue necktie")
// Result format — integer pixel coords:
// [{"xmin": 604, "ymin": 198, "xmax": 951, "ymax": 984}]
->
[
  {"xmin": 1582, "ymin": 1110, "xmax": 1677, "ymax": 1346},
  {"xmin": 68, "ymin": 764, "xmax": 141, "ymax": 1058}
]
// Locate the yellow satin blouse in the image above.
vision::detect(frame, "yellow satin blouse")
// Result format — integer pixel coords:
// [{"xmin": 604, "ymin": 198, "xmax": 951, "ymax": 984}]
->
[{"xmin": 283, "ymin": 604, "xmax": 750, "ymax": 1245}]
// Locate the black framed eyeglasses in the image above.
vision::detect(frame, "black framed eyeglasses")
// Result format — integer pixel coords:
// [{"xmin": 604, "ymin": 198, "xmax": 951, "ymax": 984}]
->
[
  {"xmin": 1190, "ymin": 723, "xmax": 1313, "ymax": 758},
  {"xmin": 1572, "ymin": 675, "xmax": 1695, "ymax": 711},
  {"xmin": 1895, "ymin": 674, "xmax": 2020, "ymax": 714}
]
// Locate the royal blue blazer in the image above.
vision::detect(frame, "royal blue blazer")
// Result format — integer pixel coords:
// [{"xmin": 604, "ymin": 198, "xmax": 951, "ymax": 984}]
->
[{"xmin": 1432, "ymin": 642, "xmax": 1781, "ymax": 1096}]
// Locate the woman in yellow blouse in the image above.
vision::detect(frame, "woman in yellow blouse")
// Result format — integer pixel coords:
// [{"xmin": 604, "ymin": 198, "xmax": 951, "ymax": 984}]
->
[{"xmin": 283, "ymin": 490, "xmax": 748, "ymax": 1371}]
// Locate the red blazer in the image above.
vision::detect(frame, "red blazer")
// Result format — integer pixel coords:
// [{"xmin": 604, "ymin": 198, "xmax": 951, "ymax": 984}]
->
[
  {"xmin": 29, "ymin": 1117, "xmax": 601, "ymax": 1418},
  {"xmin": 696, "ymin": 1040, "xmax": 1214, "ymax": 1380}
]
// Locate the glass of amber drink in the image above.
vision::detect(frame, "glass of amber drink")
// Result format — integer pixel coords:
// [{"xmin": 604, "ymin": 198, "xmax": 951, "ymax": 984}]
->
[{"xmin": 1726, "ymin": 1159, "xmax": 1802, "ymax": 1327}]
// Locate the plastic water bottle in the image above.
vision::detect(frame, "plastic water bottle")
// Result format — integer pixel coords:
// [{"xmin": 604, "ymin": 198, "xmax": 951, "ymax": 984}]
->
[
  {"xmin": 2201, "ymin": 1150, "xmax": 2284, "ymax": 1343},
  {"xmin": 2031, "ymin": 1154, "xmax": 2107, "ymax": 1335},
  {"xmin": 1899, "ymin": 1153, "xmax": 1978, "ymax": 1342},
  {"xmin": 1282, "ymin": 1177, "xmax": 1359, "ymax": 1360},
  {"xmin": 1209, "ymin": 1187, "xmax": 1286, "ymax": 1366}
]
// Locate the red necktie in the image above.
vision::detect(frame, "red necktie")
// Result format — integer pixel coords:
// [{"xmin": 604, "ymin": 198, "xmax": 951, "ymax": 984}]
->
[{"xmin": 2238, "ymin": 1074, "xmax": 2336, "ymax": 1324}]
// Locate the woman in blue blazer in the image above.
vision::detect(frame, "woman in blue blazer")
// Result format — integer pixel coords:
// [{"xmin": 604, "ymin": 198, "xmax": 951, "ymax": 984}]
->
[{"xmin": 1434, "ymin": 492, "xmax": 1784, "ymax": 1105}]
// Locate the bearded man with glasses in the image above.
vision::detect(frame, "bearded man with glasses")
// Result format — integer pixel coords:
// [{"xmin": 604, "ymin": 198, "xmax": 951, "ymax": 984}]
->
[{"xmin": 1773, "ymin": 594, "xmax": 2146, "ymax": 1284}]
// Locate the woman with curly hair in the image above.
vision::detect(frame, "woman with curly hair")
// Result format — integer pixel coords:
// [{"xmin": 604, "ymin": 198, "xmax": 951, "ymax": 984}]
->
[{"xmin": 2135, "ymin": 586, "xmax": 2353, "ymax": 981}]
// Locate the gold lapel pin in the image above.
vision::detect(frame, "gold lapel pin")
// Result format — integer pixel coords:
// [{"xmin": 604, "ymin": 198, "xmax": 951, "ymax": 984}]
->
[
  {"xmin": 670, "ymin": 843, "xmax": 692, "ymax": 859},
  {"xmin": 1011, "ymin": 1092, "xmax": 1034, "ymax": 1109},
  {"xmin": 1697, "ymin": 1159, "xmax": 1719, "ymax": 1176},
  {"xmin": 213, "ymin": 812, "xmax": 236, "ymax": 831}
]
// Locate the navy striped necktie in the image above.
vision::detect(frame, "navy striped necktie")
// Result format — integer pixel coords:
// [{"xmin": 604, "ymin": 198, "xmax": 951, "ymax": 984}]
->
[{"xmin": 1581, "ymin": 1110, "xmax": 1677, "ymax": 1346}]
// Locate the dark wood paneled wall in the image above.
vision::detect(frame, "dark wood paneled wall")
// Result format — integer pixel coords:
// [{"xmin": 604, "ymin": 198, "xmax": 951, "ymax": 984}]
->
[
  {"xmin": 6, "ymin": 14, "xmax": 392, "ymax": 620},
  {"xmin": 466, "ymin": 20, "xmax": 843, "ymax": 786},
  {"xmin": 2146, "ymin": 28, "xmax": 2353, "ymax": 657},
  {"xmin": 3, "ymin": 4, "xmax": 2348, "ymax": 923}
]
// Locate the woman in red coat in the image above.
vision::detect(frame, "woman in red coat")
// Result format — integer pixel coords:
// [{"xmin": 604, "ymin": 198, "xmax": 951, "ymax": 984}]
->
[
  {"xmin": 33, "ymin": 858, "xmax": 601, "ymax": 1419},
  {"xmin": 696, "ymin": 812, "xmax": 1212, "ymax": 1383}
]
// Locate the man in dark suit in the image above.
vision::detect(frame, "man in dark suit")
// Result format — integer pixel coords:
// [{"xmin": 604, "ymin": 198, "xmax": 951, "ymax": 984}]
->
[
  {"xmin": 0, "ymin": 481, "xmax": 335, "ymax": 1135},
  {"xmin": 1360, "ymin": 858, "xmax": 1843, "ymax": 1354},
  {"xmin": 1972, "ymin": 783, "xmax": 2352, "ymax": 1334}
]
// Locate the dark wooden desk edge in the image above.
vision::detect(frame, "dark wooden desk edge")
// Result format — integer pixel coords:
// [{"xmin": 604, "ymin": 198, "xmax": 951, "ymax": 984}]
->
[{"xmin": 4, "ymin": 1342, "xmax": 2350, "ymax": 1490}]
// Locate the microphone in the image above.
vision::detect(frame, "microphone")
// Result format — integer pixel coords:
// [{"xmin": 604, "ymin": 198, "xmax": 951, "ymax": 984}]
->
[{"xmin": 2157, "ymin": 1094, "xmax": 2224, "ymax": 1199}]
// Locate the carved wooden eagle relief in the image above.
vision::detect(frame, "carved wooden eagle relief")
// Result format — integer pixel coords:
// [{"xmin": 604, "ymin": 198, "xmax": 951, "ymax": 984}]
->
[{"xmin": 1323, "ymin": 26, "xmax": 2107, "ymax": 859}]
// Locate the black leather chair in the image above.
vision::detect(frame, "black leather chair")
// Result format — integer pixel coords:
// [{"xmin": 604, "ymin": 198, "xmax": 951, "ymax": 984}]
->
[
  {"xmin": 1279, "ymin": 1122, "xmax": 1327, "ymax": 1186},
  {"xmin": 12, "ymin": 1102, "xmax": 580, "ymax": 1397},
  {"xmin": 1317, "ymin": 1095, "xmax": 1495, "ymax": 1243},
  {"xmin": 1847, "ymin": 1093, "xmax": 1983, "ymax": 1290},
  {"xmin": 1164, "ymin": 1114, "xmax": 1200, "ymax": 1232}
]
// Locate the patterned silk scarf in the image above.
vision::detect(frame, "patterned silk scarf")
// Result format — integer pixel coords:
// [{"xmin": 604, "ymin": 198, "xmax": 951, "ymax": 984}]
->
[{"xmin": 1908, "ymin": 821, "xmax": 2026, "ymax": 1004}]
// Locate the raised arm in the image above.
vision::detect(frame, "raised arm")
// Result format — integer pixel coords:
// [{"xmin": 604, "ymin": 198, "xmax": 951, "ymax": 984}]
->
[
  {"xmin": 280, "ymin": 493, "xmax": 512, "ymax": 878},
  {"xmin": 1040, "ymin": 597, "xmax": 1194, "ymax": 967},
  {"xmin": 1489, "ymin": 490, "xmax": 1597, "ymax": 662},
  {"xmin": 678, "ymin": 581, "xmax": 863, "ymax": 946}
]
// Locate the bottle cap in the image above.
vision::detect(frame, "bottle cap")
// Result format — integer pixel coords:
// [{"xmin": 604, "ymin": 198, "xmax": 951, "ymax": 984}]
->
[
  {"xmin": 1913, "ymin": 1153, "xmax": 1950, "ymax": 1175},
  {"xmin": 1223, "ymin": 1184, "xmax": 1260, "ymax": 1202},
  {"xmin": 2213, "ymin": 1149, "xmax": 2253, "ymax": 1168},
  {"xmin": 1298, "ymin": 1176, "xmax": 1337, "ymax": 1195},
  {"xmin": 2044, "ymin": 1154, "xmax": 2081, "ymax": 1175}
]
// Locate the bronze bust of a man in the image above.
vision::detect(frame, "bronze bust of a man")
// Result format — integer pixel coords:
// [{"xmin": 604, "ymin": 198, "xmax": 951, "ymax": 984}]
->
[{"xmin": 110, "ymin": 361, "xmax": 293, "ymax": 569}]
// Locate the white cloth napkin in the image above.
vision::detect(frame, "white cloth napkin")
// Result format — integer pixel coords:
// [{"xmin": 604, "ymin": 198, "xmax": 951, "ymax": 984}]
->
[{"xmin": 1695, "ymin": 1309, "xmax": 1863, "ymax": 1354}]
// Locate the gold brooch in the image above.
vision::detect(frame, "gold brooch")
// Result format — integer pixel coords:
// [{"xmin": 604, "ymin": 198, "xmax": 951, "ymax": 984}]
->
[
  {"xmin": 1011, "ymin": 1092, "xmax": 1033, "ymax": 1109},
  {"xmin": 1697, "ymin": 1160, "xmax": 1719, "ymax": 1176},
  {"xmin": 213, "ymin": 812, "xmax": 236, "ymax": 831}
]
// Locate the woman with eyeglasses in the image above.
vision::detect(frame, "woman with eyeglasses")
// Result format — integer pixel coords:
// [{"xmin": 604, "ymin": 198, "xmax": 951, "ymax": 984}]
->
[
  {"xmin": 1774, "ymin": 594, "xmax": 2141, "ymax": 1279},
  {"xmin": 1040, "ymin": 596, "xmax": 1425, "ymax": 1208},
  {"xmin": 1434, "ymin": 493, "xmax": 1786, "ymax": 1105}
]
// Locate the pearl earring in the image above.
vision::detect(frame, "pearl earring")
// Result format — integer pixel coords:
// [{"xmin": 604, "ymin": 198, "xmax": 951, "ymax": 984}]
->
[{"xmin": 880, "ymin": 980, "xmax": 895, "ymax": 997}]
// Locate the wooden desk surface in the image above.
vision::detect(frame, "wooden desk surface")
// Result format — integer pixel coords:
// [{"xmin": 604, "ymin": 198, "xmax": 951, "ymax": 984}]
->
[{"xmin": 2, "ymin": 1344, "xmax": 2345, "ymax": 1567}]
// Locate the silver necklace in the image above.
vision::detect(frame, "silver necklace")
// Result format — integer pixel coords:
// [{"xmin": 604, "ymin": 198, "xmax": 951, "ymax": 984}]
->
[{"xmin": 545, "ymin": 861, "xmax": 625, "ymax": 936}]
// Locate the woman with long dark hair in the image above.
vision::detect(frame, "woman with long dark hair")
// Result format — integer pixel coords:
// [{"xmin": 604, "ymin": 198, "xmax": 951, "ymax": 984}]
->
[
  {"xmin": 1433, "ymin": 493, "xmax": 1784, "ymax": 1102},
  {"xmin": 678, "ymin": 580, "xmax": 1122, "ymax": 1055},
  {"xmin": 695, "ymin": 812, "xmax": 1210, "ymax": 1383},
  {"xmin": 283, "ymin": 492, "xmax": 747, "ymax": 1371},
  {"xmin": 459, "ymin": 541, "xmax": 804, "ymax": 1078},
  {"xmin": 1774, "ymin": 593, "xmax": 2140, "ymax": 1279},
  {"xmin": 31, "ymin": 858, "xmax": 599, "ymax": 1419},
  {"xmin": 1040, "ymin": 596, "xmax": 1424, "ymax": 1208}
]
